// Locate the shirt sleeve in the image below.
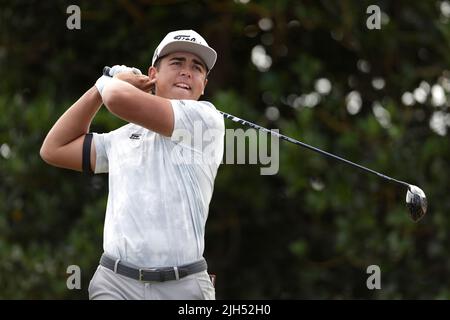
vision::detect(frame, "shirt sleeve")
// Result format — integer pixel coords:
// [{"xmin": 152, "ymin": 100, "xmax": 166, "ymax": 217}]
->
[
  {"xmin": 170, "ymin": 100, "xmax": 225, "ymax": 154},
  {"xmin": 92, "ymin": 132, "xmax": 110, "ymax": 173}
]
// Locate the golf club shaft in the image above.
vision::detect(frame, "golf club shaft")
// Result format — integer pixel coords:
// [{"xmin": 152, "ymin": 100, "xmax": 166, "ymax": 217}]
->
[
  {"xmin": 220, "ymin": 111, "xmax": 411, "ymax": 189},
  {"xmin": 102, "ymin": 66, "xmax": 410, "ymax": 189}
]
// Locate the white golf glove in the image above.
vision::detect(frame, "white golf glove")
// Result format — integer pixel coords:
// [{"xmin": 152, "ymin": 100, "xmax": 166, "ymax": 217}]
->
[{"xmin": 95, "ymin": 65, "xmax": 142, "ymax": 95}]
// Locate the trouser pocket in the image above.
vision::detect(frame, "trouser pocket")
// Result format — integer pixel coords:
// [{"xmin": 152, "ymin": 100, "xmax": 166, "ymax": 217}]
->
[{"xmin": 194, "ymin": 271, "xmax": 216, "ymax": 300}]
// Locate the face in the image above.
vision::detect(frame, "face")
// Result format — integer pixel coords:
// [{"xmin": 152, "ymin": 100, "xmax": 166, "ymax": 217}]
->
[{"xmin": 148, "ymin": 51, "xmax": 208, "ymax": 100}]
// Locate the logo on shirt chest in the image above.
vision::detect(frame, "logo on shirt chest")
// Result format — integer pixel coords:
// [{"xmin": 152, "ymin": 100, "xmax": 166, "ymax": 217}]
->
[{"xmin": 129, "ymin": 133, "xmax": 142, "ymax": 140}]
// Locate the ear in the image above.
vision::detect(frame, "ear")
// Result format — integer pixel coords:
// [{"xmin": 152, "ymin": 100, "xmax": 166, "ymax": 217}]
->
[
  {"xmin": 148, "ymin": 66, "xmax": 158, "ymax": 94},
  {"xmin": 202, "ymin": 78, "xmax": 208, "ymax": 95},
  {"xmin": 148, "ymin": 66, "xmax": 158, "ymax": 80}
]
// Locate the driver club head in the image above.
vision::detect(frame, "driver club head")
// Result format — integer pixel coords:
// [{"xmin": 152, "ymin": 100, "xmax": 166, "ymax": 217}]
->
[{"xmin": 406, "ymin": 185, "xmax": 427, "ymax": 222}]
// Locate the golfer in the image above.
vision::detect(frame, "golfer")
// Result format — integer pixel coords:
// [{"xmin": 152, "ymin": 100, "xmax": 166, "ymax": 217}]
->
[{"xmin": 40, "ymin": 30, "xmax": 224, "ymax": 300}]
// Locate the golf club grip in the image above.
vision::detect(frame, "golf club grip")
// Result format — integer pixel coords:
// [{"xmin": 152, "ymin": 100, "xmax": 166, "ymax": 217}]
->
[{"xmin": 103, "ymin": 66, "xmax": 111, "ymax": 76}]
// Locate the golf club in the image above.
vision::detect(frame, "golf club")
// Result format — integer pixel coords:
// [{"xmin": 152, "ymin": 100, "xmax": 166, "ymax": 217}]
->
[
  {"xmin": 102, "ymin": 66, "xmax": 427, "ymax": 222},
  {"xmin": 220, "ymin": 112, "xmax": 427, "ymax": 222}
]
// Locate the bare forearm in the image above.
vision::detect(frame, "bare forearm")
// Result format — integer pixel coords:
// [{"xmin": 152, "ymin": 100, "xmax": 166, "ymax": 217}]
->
[
  {"xmin": 102, "ymin": 79, "xmax": 174, "ymax": 136},
  {"xmin": 42, "ymin": 86, "xmax": 102, "ymax": 151}
]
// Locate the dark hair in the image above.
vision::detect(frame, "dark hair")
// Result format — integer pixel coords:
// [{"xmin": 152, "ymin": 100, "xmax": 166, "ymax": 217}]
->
[
  {"xmin": 150, "ymin": 57, "xmax": 164, "ymax": 94},
  {"xmin": 153, "ymin": 56, "xmax": 164, "ymax": 70}
]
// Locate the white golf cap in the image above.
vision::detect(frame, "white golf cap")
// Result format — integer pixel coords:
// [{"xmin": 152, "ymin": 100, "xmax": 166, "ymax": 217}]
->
[{"xmin": 152, "ymin": 30, "xmax": 217, "ymax": 72}]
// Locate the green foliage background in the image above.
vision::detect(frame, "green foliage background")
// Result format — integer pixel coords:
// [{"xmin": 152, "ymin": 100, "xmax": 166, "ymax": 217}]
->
[{"xmin": 0, "ymin": 0, "xmax": 449, "ymax": 299}]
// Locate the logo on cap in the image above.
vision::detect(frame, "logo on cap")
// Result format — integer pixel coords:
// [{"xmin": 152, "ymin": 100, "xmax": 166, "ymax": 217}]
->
[{"xmin": 173, "ymin": 35, "xmax": 197, "ymax": 42}]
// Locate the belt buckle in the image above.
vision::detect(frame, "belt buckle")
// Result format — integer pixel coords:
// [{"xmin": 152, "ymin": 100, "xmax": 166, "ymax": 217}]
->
[
  {"xmin": 138, "ymin": 266, "xmax": 180, "ymax": 282},
  {"xmin": 138, "ymin": 268, "xmax": 157, "ymax": 281}
]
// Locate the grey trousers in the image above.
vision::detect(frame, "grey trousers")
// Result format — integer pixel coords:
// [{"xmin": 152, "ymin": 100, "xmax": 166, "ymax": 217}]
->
[{"xmin": 88, "ymin": 265, "xmax": 215, "ymax": 300}]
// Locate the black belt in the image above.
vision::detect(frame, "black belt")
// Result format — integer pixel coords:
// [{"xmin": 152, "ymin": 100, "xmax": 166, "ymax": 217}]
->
[{"xmin": 99, "ymin": 253, "xmax": 207, "ymax": 282}]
